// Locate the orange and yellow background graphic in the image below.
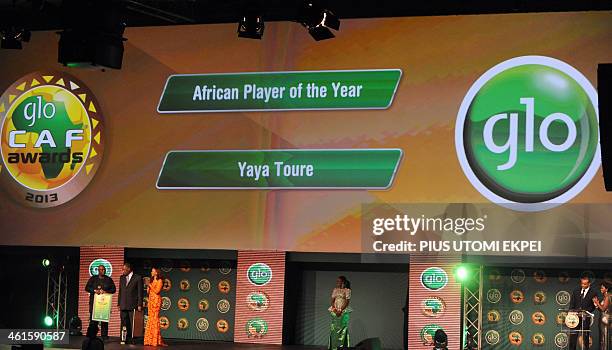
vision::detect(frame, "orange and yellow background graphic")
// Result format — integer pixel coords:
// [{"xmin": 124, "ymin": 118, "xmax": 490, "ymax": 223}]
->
[{"xmin": 0, "ymin": 12, "xmax": 611, "ymax": 251}]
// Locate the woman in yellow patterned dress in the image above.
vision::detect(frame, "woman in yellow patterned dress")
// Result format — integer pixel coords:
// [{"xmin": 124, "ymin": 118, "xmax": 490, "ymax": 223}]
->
[{"xmin": 144, "ymin": 268, "xmax": 166, "ymax": 346}]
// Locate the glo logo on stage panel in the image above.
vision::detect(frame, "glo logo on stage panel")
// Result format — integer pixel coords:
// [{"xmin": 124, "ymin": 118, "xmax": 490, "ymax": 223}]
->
[
  {"xmin": 196, "ymin": 317, "xmax": 209, "ymax": 332},
  {"xmin": 555, "ymin": 332, "xmax": 569, "ymax": 348},
  {"xmin": 485, "ymin": 330, "xmax": 500, "ymax": 345},
  {"xmin": 456, "ymin": 56, "xmax": 600, "ymax": 211},
  {"xmin": 247, "ymin": 263, "xmax": 272, "ymax": 286},
  {"xmin": 0, "ymin": 72, "xmax": 104, "ymax": 208},
  {"xmin": 420, "ymin": 267, "xmax": 448, "ymax": 291},
  {"xmin": 88, "ymin": 259, "xmax": 112, "ymax": 277},
  {"xmin": 509, "ymin": 310, "xmax": 524, "ymax": 325},
  {"xmin": 556, "ymin": 291, "xmax": 571, "ymax": 306}
]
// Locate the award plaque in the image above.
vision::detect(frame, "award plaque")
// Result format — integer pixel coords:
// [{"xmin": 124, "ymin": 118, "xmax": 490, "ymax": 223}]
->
[{"xmin": 92, "ymin": 293, "xmax": 113, "ymax": 322}]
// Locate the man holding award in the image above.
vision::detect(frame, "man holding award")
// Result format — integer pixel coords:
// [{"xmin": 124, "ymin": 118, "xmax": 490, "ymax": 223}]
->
[{"xmin": 85, "ymin": 264, "xmax": 116, "ymax": 340}]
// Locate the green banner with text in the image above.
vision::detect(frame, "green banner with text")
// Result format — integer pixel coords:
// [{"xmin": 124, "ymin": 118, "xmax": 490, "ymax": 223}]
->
[
  {"xmin": 157, "ymin": 69, "xmax": 402, "ymax": 112},
  {"xmin": 156, "ymin": 149, "xmax": 402, "ymax": 189}
]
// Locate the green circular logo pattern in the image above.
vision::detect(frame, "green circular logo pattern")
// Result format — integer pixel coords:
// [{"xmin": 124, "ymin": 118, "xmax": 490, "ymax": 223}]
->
[
  {"xmin": 88, "ymin": 258, "xmax": 112, "ymax": 277},
  {"xmin": 419, "ymin": 324, "xmax": 443, "ymax": 346},
  {"xmin": 246, "ymin": 318, "xmax": 268, "ymax": 338},
  {"xmin": 456, "ymin": 56, "xmax": 600, "ymax": 211},
  {"xmin": 247, "ymin": 263, "xmax": 272, "ymax": 286},
  {"xmin": 420, "ymin": 267, "xmax": 448, "ymax": 291}
]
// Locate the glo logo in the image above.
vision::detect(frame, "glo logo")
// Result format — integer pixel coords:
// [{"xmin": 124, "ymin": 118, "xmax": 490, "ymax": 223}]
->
[
  {"xmin": 247, "ymin": 263, "xmax": 272, "ymax": 286},
  {"xmin": 0, "ymin": 72, "xmax": 104, "ymax": 208},
  {"xmin": 456, "ymin": 56, "xmax": 600, "ymax": 211},
  {"xmin": 420, "ymin": 267, "xmax": 448, "ymax": 291},
  {"xmin": 88, "ymin": 258, "xmax": 112, "ymax": 277}
]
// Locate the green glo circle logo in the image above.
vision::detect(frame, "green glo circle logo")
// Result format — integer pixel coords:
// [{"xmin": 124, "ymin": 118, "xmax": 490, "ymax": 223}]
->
[
  {"xmin": 456, "ymin": 56, "xmax": 600, "ymax": 211},
  {"xmin": 247, "ymin": 263, "xmax": 272, "ymax": 286},
  {"xmin": 88, "ymin": 258, "xmax": 112, "ymax": 277},
  {"xmin": 420, "ymin": 267, "xmax": 448, "ymax": 291}
]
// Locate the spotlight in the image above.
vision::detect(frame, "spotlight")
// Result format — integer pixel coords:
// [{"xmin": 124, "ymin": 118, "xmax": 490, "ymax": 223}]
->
[
  {"xmin": 238, "ymin": 14, "xmax": 265, "ymax": 39},
  {"xmin": 58, "ymin": 0, "xmax": 127, "ymax": 69},
  {"xmin": 1, "ymin": 27, "xmax": 31, "ymax": 50},
  {"xmin": 43, "ymin": 316, "xmax": 53, "ymax": 327},
  {"xmin": 298, "ymin": 1, "xmax": 340, "ymax": 41},
  {"xmin": 433, "ymin": 329, "xmax": 448, "ymax": 350},
  {"xmin": 455, "ymin": 265, "xmax": 469, "ymax": 282}
]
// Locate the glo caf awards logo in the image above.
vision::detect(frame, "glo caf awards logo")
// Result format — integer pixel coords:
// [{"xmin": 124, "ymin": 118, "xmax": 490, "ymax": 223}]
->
[
  {"xmin": 0, "ymin": 71, "xmax": 104, "ymax": 207},
  {"xmin": 456, "ymin": 56, "xmax": 600, "ymax": 211}
]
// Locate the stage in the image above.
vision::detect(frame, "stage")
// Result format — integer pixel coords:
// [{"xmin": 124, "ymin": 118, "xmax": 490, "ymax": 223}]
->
[{"xmin": 45, "ymin": 337, "xmax": 326, "ymax": 350}]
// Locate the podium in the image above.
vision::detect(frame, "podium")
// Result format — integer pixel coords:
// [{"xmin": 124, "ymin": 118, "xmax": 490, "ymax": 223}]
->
[{"xmin": 558, "ymin": 308, "xmax": 594, "ymax": 349}]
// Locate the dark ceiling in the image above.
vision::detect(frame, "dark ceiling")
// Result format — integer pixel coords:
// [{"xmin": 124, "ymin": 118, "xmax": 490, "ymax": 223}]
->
[{"xmin": 1, "ymin": 0, "xmax": 611, "ymax": 30}]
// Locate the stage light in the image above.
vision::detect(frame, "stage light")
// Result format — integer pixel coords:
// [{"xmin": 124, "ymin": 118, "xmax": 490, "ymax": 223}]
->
[
  {"xmin": 238, "ymin": 14, "xmax": 265, "ymax": 39},
  {"xmin": 455, "ymin": 265, "xmax": 469, "ymax": 282},
  {"xmin": 1, "ymin": 27, "xmax": 30, "ymax": 50},
  {"xmin": 58, "ymin": 0, "xmax": 127, "ymax": 69},
  {"xmin": 42, "ymin": 259, "xmax": 50, "ymax": 268},
  {"xmin": 44, "ymin": 316, "xmax": 53, "ymax": 327},
  {"xmin": 298, "ymin": 1, "xmax": 340, "ymax": 41}
]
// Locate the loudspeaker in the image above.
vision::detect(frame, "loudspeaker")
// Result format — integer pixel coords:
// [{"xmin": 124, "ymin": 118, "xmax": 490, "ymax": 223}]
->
[
  {"xmin": 599, "ymin": 63, "xmax": 612, "ymax": 191},
  {"xmin": 355, "ymin": 337, "xmax": 382, "ymax": 350}
]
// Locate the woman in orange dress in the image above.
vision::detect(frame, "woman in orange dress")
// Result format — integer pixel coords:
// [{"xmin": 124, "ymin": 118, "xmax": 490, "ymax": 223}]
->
[{"xmin": 144, "ymin": 268, "xmax": 166, "ymax": 346}]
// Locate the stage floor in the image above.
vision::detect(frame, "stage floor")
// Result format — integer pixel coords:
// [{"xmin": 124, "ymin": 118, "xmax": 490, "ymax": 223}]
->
[{"xmin": 45, "ymin": 337, "xmax": 327, "ymax": 350}]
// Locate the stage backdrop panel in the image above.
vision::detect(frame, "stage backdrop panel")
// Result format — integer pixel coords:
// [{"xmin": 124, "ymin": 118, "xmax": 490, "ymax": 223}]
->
[
  {"xmin": 408, "ymin": 255, "xmax": 462, "ymax": 350},
  {"xmin": 293, "ymin": 269, "xmax": 408, "ymax": 350},
  {"xmin": 134, "ymin": 258, "xmax": 236, "ymax": 341},
  {"xmin": 481, "ymin": 267, "xmax": 612, "ymax": 349},
  {"xmin": 234, "ymin": 250, "xmax": 286, "ymax": 344},
  {"xmin": 78, "ymin": 246, "xmax": 124, "ymax": 337}
]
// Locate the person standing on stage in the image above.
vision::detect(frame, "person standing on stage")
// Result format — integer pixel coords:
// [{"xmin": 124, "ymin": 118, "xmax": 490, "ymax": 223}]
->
[
  {"xmin": 569, "ymin": 276, "xmax": 597, "ymax": 350},
  {"xmin": 593, "ymin": 282, "xmax": 611, "ymax": 350},
  {"xmin": 144, "ymin": 267, "xmax": 166, "ymax": 347},
  {"xmin": 328, "ymin": 276, "xmax": 352, "ymax": 350},
  {"xmin": 117, "ymin": 262, "xmax": 143, "ymax": 344},
  {"xmin": 85, "ymin": 264, "xmax": 116, "ymax": 340}
]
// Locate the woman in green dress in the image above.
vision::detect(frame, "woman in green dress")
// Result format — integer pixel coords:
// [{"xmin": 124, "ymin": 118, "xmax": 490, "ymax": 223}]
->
[
  {"xmin": 328, "ymin": 276, "xmax": 352, "ymax": 350},
  {"xmin": 593, "ymin": 282, "xmax": 611, "ymax": 350}
]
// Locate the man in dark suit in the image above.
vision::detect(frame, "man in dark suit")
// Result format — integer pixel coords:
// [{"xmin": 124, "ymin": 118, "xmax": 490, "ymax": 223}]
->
[
  {"xmin": 85, "ymin": 264, "xmax": 116, "ymax": 340},
  {"xmin": 569, "ymin": 276, "xmax": 598, "ymax": 350},
  {"xmin": 117, "ymin": 262, "xmax": 143, "ymax": 344}
]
